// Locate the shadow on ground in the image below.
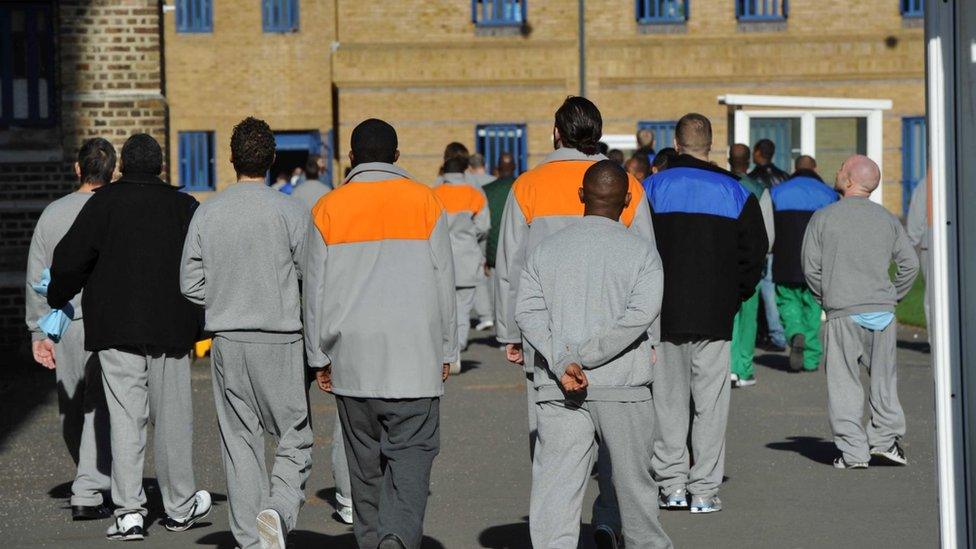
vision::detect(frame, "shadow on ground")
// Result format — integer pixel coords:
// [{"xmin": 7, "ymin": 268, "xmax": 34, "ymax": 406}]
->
[
  {"xmin": 0, "ymin": 353, "xmax": 55, "ymax": 448},
  {"xmin": 197, "ymin": 530, "xmax": 445, "ymax": 548},
  {"xmin": 766, "ymin": 436, "xmax": 835, "ymax": 465}
]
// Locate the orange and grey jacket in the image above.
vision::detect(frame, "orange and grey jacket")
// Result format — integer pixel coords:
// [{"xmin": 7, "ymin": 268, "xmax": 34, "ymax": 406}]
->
[
  {"xmin": 432, "ymin": 173, "xmax": 490, "ymax": 288},
  {"xmin": 494, "ymin": 148, "xmax": 657, "ymax": 356},
  {"xmin": 303, "ymin": 162, "xmax": 458, "ymax": 399}
]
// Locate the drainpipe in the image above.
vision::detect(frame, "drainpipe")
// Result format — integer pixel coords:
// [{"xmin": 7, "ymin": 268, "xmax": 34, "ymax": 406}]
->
[{"xmin": 578, "ymin": 0, "xmax": 585, "ymax": 97}]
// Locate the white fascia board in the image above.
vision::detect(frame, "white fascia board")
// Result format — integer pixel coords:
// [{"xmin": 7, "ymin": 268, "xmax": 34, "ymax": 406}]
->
[{"xmin": 718, "ymin": 94, "xmax": 893, "ymax": 111}]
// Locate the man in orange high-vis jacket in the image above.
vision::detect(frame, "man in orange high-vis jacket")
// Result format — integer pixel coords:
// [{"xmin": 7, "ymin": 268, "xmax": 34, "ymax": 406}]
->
[
  {"xmin": 434, "ymin": 156, "xmax": 490, "ymax": 367},
  {"xmin": 494, "ymin": 96, "xmax": 658, "ymax": 548},
  {"xmin": 304, "ymin": 119, "xmax": 457, "ymax": 549}
]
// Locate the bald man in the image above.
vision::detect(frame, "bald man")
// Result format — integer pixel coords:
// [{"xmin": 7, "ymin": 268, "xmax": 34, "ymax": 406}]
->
[
  {"xmin": 802, "ymin": 155, "xmax": 919, "ymax": 469},
  {"xmin": 516, "ymin": 160, "xmax": 670, "ymax": 549}
]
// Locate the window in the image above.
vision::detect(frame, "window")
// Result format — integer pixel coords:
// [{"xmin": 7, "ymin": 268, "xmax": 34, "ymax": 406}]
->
[
  {"xmin": 263, "ymin": 0, "xmax": 299, "ymax": 33},
  {"xmin": 472, "ymin": 0, "xmax": 525, "ymax": 27},
  {"xmin": 0, "ymin": 3, "xmax": 55, "ymax": 127},
  {"xmin": 476, "ymin": 124, "xmax": 527, "ymax": 176},
  {"xmin": 736, "ymin": 0, "xmax": 788, "ymax": 21},
  {"xmin": 176, "ymin": 0, "xmax": 212, "ymax": 33},
  {"xmin": 902, "ymin": 117, "xmax": 926, "ymax": 217},
  {"xmin": 637, "ymin": 0, "xmax": 688, "ymax": 24},
  {"xmin": 749, "ymin": 117, "xmax": 800, "ymax": 171},
  {"xmin": 179, "ymin": 131, "xmax": 216, "ymax": 191},
  {"xmin": 637, "ymin": 121, "xmax": 678, "ymax": 153},
  {"xmin": 901, "ymin": 0, "xmax": 923, "ymax": 18}
]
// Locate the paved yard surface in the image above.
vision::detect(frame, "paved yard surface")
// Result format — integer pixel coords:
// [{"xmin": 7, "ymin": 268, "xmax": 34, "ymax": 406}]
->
[{"xmin": 0, "ymin": 327, "xmax": 938, "ymax": 548}]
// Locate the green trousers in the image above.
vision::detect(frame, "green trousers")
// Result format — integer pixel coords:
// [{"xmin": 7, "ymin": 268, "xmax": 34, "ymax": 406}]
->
[
  {"xmin": 775, "ymin": 284, "xmax": 823, "ymax": 371},
  {"xmin": 730, "ymin": 285, "xmax": 760, "ymax": 380}
]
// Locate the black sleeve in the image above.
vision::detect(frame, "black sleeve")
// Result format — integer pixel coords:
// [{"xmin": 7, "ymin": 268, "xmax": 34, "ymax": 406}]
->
[
  {"xmin": 736, "ymin": 194, "xmax": 768, "ymax": 301},
  {"xmin": 47, "ymin": 197, "xmax": 104, "ymax": 309}
]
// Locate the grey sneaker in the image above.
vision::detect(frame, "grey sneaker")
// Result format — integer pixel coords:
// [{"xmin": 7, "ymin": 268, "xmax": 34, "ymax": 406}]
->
[
  {"xmin": 789, "ymin": 334, "xmax": 806, "ymax": 372},
  {"xmin": 162, "ymin": 490, "xmax": 212, "ymax": 532},
  {"xmin": 658, "ymin": 487, "xmax": 689, "ymax": 509},
  {"xmin": 257, "ymin": 509, "xmax": 285, "ymax": 549},
  {"xmin": 106, "ymin": 513, "xmax": 145, "ymax": 541},
  {"xmin": 833, "ymin": 457, "xmax": 869, "ymax": 469},
  {"xmin": 871, "ymin": 442, "xmax": 907, "ymax": 465},
  {"xmin": 689, "ymin": 494, "xmax": 722, "ymax": 514}
]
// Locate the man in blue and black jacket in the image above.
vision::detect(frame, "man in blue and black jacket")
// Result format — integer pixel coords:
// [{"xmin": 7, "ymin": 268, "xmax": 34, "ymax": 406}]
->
[
  {"xmin": 646, "ymin": 114, "xmax": 767, "ymax": 514},
  {"xmin": 771, "ymin": 156, "xmax": 839, "ymax": 372}
]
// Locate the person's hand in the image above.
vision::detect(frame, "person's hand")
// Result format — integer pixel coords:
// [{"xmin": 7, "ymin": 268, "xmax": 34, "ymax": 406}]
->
[
  {"xmin": 32, "ymin": 339, "xmax": 56, "ymax": 370},
  {"xmin": 506, "ymin": 343, "xmax": 524, "ymax": 365},
  {"xmin": 315, "ymin": 365, "xmax": 333, "ymax": 393},
  {"xmin": 442, "ymin": 363, "xmax": 451, "ymax": 382},
  {"xmin": 560, "ymin": 363, "xmax": 588, "ymax": 393},
  {"xmin": 484, "ymin": 264, "xmax": 491, "ymax": 276}
]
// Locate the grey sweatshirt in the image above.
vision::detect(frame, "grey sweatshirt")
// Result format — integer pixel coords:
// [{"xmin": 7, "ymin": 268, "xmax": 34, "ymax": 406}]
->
[
  {"xmin": 433, "ymin": 173, "xmax": 490, "ymax": 288},
  {"xmin": 180, "ymin": 182, "xmax": 310, "ymax": 341},
  {"xmin": 802, "ymin": 197, "xmax": 919, "ymax": 319},
  {"xmin": 25, "ymin": 191, "xmax": 93, "ymax": 341},
  {"xmin": 515, "ymin": 215, "xmax": 664, "ymax": 402},
  {"xmin": 906, "ymin": 179, "xmax": 931, "ymax": 251},
  {"xmin": 291, "ymin": 179, "xmax": 331, "ymax": 211}
]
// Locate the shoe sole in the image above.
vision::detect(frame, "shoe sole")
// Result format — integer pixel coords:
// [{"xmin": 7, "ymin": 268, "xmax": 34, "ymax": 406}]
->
[
  {"xmin": 658, "ymin": 500, "xmax": 689, "ymax": 509},
  {"xmin": 690, "ymin": 506, "xmax": 722, "ymax": 514},
  {"xmin": 164, "ymin": 501, "xmax": 212, "ymax": 532},
  {"xmin": 334, "ymin": 507, "xmax": 353, "ymax": 525},
  {"xmin": 834, "ymin": 461, "xmax": 869, "ymax": 469},
  {"xmin": 257, "ymin": 510, "xmax": 286, "ymax": 549},
  {"xmin": 106, "ymin": 533, "xmax": 145, "ymax": 542},
  {"xmin": 789, "ymin": 335, "xmax": 805, "ymax": 372},
  {"xmin": 871, "ymin": 451, "xmax": 908, "ymax": 466}
]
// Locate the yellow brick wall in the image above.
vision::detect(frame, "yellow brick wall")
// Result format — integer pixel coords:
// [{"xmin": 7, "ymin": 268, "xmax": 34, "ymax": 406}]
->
[{"xmin": 163, "ymin": 0, "xmax": 335, "ymax": 194}]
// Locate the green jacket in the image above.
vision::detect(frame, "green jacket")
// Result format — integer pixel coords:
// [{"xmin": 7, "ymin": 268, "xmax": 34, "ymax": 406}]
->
[{"xmin": 483, "ymin": 176, "xmax": 516, "ymax": 267}]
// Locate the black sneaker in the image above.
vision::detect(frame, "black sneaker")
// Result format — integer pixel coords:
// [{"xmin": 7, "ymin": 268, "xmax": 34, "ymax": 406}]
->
[
  {"xmin": 871, "ymin": 442, "xmax": 908, "ymax": 465},
  {"xmin": 593, "ymin": 524, "xmax": 619, "ymax": 549},
  {"xmin": 72, "ymin": 503, "xmax": 114, "ymax": 521},
  {"xmin": 161, "ymin": 490, "xmax": 212, "ymax": 532},
  {"xmin": 789, "ymin": 334, "xmax": 805, "ymax": 372},
  {"xmin": 377, "ymin": 534, "xmax": 407, "ymax": 549},
  {"xmin": 106, "ymin": 513, "xmax": 145, "ymax": 541}
]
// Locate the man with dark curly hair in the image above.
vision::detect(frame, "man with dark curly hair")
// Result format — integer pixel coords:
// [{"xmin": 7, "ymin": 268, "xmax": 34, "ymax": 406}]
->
[{"xmin": 180, "ymin": 117, "xmax": 313, "ymax": 549}]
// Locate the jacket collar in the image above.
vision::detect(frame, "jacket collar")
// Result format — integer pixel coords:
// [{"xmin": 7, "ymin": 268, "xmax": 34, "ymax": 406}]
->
[
  {"xmin": 109, "ymin": 173, "xmax": 175, "ymax": 188},
  {"xmin": 790, "ymin": 168, "xmax": 824, "ymax": 182},
  {"xmin": 440, "ymin": 172, "xmax": 467, "ymax": 186},
  {"xmin": 344, "ymin": 162, "xmax": 414, "ymax": 184},
  {"xmin": 669, "ymin": 154, "xmax": 739, "ymax": 180},
  {"xmin": 543, "ymin": 147, "xmax": 607, "ymax": 164}
]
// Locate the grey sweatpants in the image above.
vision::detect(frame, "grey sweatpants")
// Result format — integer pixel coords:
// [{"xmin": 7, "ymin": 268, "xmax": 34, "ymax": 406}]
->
[
  {"xmin": 473, "ymin": 269, "xmax": 493, "ymax": 322},
  {"xmin": 211, "ymin": 336, "xmax": 313, "ymax": 549},
  {"xmin": 531, "ymin": 399, "xmax": 672, "ymax": 549},
  {"xmin": 332, "ymin": 413, "xmax": 352, "ymax": 510},
  {"xmin": 824, "ymin": 317, "xmax": 905, "ymax": 464},
  {"xmin": 337, "ymin": 396, "xmax": 440, "ymax": 549},
  {"xmin": 652, "ymin": 338, "xmax": 731, "ymax": 499},
  {"xmin": 456, "ymin": 286, "xmax": 476, "ymax": 351},
  {"xmin": 99, "ymin": 347, "xmax": 197, "ymax": 518},
  {"xmin": 56, "ymin": 321, "xmax": 112, "ymax": 506},
  {"xmin": 920, "ymin": 248, "xmax": 931, "ymax": 340}
]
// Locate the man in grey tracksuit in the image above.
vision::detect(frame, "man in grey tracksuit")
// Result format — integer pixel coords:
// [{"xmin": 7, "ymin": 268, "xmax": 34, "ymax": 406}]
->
[
  {"xmin": 906, "ymin": 177, "xmax": 931, "ymax": 339},
  {"xmin": 25, "ymin": 137, "xmax": 115, "ymax": 521},
  {"xmin": 516, "ymin": 160, "xmax": 671, "ymax": 549},
  {"xmin": 180, "ymin": 117, "xmax": 313, "ymax": 549},
  {"xmin": 802, "ymin": 155, "xmax": 919, "ymax": 469},
  {"xmin": 305, "ymin": 119, "xmax": 457, "ymax": 549},
  {"xmin": 434, "ymin": 156, "xmax": 490, "ymax": 358}
]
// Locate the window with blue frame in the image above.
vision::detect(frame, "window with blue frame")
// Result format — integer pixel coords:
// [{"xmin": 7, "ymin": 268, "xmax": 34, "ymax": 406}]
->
[
  {"xmin": 263, "ymin": 0, "xmax": 299, "ymax": 33},
  {"xmin": 0, "ymin": 3, "xmax": 56, "ymax": 127},
  {"xmin": 636, "ymin": 0, "xmax": 688, "ymax": 24},
  {"xmin": 472, "ymin": 0, "xmax": 525, "ymax": 27},
  {"xmin": 901, "ymin": 0, "xmax": 923, "ymax": 18},
  {"xmin": 736, "ymin": 0, "xmax": 788, "ymax": 21},
  {"xmin": 179, "ymin": 131, "xmax": 216, "ymax": 191},
  {"xmin": 637, "ymin": 121, "xmax": 678, "ymax": 154},
  {"xmin": 176, "ymin": 0, "xmax": 212, "ymax": 33},
  {"xmin": 902, "ymin": 117, "xmax": 926, "ymax": 217},
  {"xmin": 476, "ymin": 124, "xmax": 527, "ymax": 176}
]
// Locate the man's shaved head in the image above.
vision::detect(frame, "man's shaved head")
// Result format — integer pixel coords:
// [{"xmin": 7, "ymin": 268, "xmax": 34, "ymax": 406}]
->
[
  {"xmin": 795, "ymin": 155, "xmax": 817, "ymax": 172},
  {"xmin": 579, "ymin": 159, "xmax": 631, "ymax": 221},
  {"xmin": 836, "ymin": 154, "xmax": 881, "ymax": 196},
  {"xmin": 497, "ymin": 152, "xmax": 516, "ymax": 177},
  {"xmin": 675, "ymin": 113, "xmax": 712, "ymax": 157},
  {"xmin": 729, "ymin": 143, "xmax": 751, "ymax": 173}
]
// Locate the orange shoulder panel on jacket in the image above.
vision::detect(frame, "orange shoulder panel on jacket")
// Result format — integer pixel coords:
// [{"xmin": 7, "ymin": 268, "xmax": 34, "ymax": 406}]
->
[
  {"xmin": 433, "ymin": 184, "xmax": 486, "ymax": 215},
  {"xmin": 512, "ymin": 161, "xmax": 645, "ymax": 227},
  {"xmin": 312, "ymin": 178, "xmax": 441, "ymax": 245}
]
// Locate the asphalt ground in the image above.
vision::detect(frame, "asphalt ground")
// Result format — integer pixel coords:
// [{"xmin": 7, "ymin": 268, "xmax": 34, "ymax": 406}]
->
[{"xmin": 0, "ymin": 326, "xmax": 937, "ymax": 548}]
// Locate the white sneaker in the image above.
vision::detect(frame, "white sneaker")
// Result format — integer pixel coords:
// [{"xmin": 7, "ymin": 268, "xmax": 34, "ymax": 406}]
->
[
  {"xmin": 475, "ymin": 319, "xmax": 495, "ymax": 331},
  {"xmin": 106, "ymin": 512, "xmax": 145, "ymax": 541},
  {"xmin": 336, "ymin": 504, "xmax": 353, "ymax": 525},
  {"xmin": 163, "ymin": 490, "xmax": 212, "ymax": 532},
  {"xmin": 449, "ymin": 360, "xmax": 462, "ymax": 375},
  {"xmin": 257, "ymin": 509, "xmax": 286, "ymax": 549}
]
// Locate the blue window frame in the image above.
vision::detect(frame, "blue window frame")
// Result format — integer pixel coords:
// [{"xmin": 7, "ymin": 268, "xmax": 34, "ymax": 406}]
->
[
  {"xmin": 636, "ymin": 0, "xmax": 688, "ymax": 24},
  {"xmin": 176, "ymin": 0, "xmax": 212, "ymax": 33},
  {"xmin": 736, "ymin": 0, "xmax": 788, "ymax": 21},
  {"xmin": 901, "ymin": 0, "xmax": 923, "ymax": 18},
  {"xmin": 476, "ymin": 124, "xmax": 528, "ymax": 176},
  {"xmin": 0, "ymin": 2, "xmax": 55, "ymax": 128},
  {"xmin": 263, "ymin": 0, "xmax": 299, "ymax": 33},
  {"xmin": 179, "ymin": 131, "xmax": 216, "ymax": 192},
  {"xmin": 902, "ymin": 117, "xmax": 927, "ymax": 217},
  {"xmin": 472, "ymin": 0, "xmax": 525, "ymax": 27},
  {"xmin": 637, "ymin": 121, "xmax": 678, "ymax": 153}
]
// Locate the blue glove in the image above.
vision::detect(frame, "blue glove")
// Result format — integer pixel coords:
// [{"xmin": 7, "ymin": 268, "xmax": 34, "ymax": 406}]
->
[
  {"xmin": 31, "ymin": 267, "xmax": 51, "ymax": 296},
  {"xmin": 38, "ymin": 303, "xmax": 74, "ymax": 343}
]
